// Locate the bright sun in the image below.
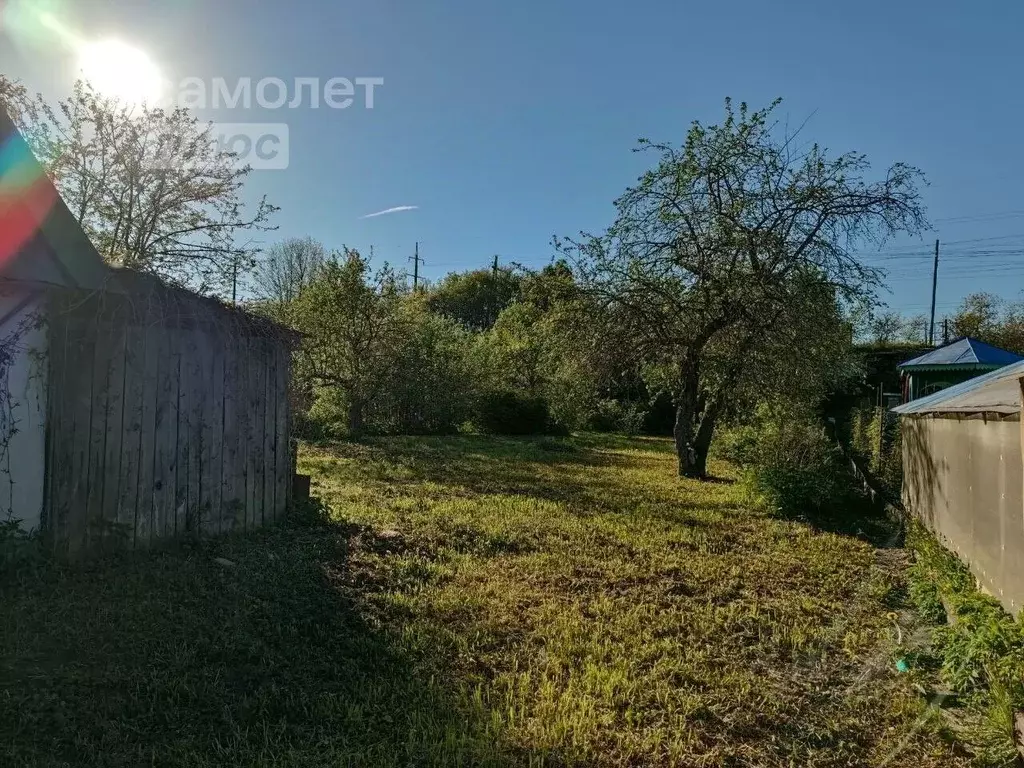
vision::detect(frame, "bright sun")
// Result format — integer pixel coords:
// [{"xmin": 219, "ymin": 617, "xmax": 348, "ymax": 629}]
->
[{"xmin": 78, "ymin": 39, "xmax": 164, "ymax": 104}]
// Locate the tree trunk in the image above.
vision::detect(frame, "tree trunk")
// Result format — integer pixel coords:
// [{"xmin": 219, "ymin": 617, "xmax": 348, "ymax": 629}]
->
[
  {"xmin": 348, "ymin": 396, "xmax": 365, "ymax": 437},
  {"xmin": 692, "ymin": 408, "xmax": 719, "ymax": 479},
  {"xmin": 673, "ymin": 350, "xmax": 703, "ymax": 478}
]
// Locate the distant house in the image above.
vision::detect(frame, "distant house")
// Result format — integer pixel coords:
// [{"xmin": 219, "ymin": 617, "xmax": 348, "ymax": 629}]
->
[
  {"xmin": 894, "ymin": 361, "xmax": 1024, "ymax": 614},
  {"xmin": 898, "ymin": 337, "xmax": 1022, "ymax": 402},
  {"xmin": 0, "ymin": 107, "xmax": 296, "ymax": 553}
]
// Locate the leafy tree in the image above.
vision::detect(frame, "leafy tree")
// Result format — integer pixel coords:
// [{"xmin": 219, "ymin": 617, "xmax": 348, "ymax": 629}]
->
[
  {"xmin": 291, "ymin": 250, "xmax": 406, "ymax": 436},
  {"xmin": 372, "ymin": 296, "xmax": 477, "ymax": 434},
  {"xmin": 566, "ymin": 98, "xmax": 926, "ymax": 476},
  {"xmin": 950, "ymin": 292, "xmax": 1024, "ymax": 354},
  {"xmin": 473, "ymin": 286, "xmax": 604, "ymax": 432},
  {"xmin": 642, "ymin": 272, "xmax": 857, "ymax": 468},
  {"xmin": 427, "ymin": 265, "xmax": 522, "ymax": 330},
  {"xmin": 900, "ymin": 313, "xmax": 930, "ymax": 344},
  {"xmin": 857, "ymin": 309, "xmax": 930, "ymax": 346},
  {"xmin": 2, "ymin": 77, "xmax": 276, "ymax": 293}
]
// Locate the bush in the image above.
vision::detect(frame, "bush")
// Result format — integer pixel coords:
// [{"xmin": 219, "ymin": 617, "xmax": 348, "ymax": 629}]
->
[
  {"xmin": 588, "ymin": 399, "xmax": 647, "ymax": 435},
  {"xmin": 906, "ymin": 521, "xmax": 1024, "ymax": 763},
  {"xmin": 300, "ymin": 388, "xmax": 350, "ymax": 440},
  {"xmin": 475, "ymin": 391, "xmax": 563, "ymax": 435},
  {"xmin": 711, "ymin": 424, "xmax": 760, "ymax": 466},
  {"xmin": 371, "ymin": 309, "xmax": 476, "ymax": 435},
  {"xmin": 735, "ymin": 409, "xmax": 855, "ymax": 517}
]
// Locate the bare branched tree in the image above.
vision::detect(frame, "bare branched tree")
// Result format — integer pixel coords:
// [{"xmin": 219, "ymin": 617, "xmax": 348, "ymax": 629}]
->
[{"xmin": 252, "ymin": 237, "xmax": 328, "ymax": 321}]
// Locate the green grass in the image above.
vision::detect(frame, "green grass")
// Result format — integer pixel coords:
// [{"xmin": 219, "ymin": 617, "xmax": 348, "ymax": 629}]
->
[{"xmin": 0, "ymin": 434, "xmax": 966, "ymax": 766}]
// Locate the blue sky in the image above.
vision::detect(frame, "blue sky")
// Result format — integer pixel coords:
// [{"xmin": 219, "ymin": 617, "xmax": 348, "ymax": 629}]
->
[{"xmin": 2, "ymin": 0, "xmax": 1024, "ymax": 322}]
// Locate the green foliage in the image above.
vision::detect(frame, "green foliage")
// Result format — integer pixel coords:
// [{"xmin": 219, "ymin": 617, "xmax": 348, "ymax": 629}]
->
[
  {"xmin": 566, "ymin": 97, "xmax": 926, "ymax": 475},
  {"xmin": 292, "ymin": 249, "xmax": 407, "ymax": 436},
  {"xmin": 472, "ymin": 298, "xmax": 601, "ymax": 432},
  {"xmin": 908, "ymin": 523, "xmax": 1024, "ymax": 693},
  {"xmin": 731, "ymin": 407, "xmax": 854, "ymax": 517},
  {"xmin": 473, "ymin": 391, "xmax": 561, "ymax": 435},
  {"xmin": 845, "ymin": 406, "xmax": 903, "ymax": 498},
  {"xmin": 588, "ymin": 399, "xmax": 647, "ymax": 435},
  {"xmin": 302, "ymin": 387, "xmax": 350, "ymax": 439},
  {"xmin": 907, "ymin": 521, "xmax": 1024, "ymax": 763},
  {"xmin": 711, "ymin": 423, "xmax": 760, "ymax": 466},
  {"xmin": 950, "ymin": 292, "xmax": 1024, "ymax": 355},
  {"xmin": 426, "ymin": 266, "xmax": 522, "ymax": 331},
  {"xmin": 371, "ymin": 300, "xmax": 476, "ymax": 435}
]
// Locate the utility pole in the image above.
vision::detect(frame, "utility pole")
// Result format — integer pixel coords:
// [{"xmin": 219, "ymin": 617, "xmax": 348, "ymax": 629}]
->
[
  {"xmin": 231, "ymin": 260, "xmax": 238, "ymax": 305},
  {"xmin": 492, "ymin": 254, "xmax": 499, "ymax": 278},
  {"xmin": 411, "ymin": 242, "xmax": 421, "ymax": 290},
  {"xmin": 944, "ymin": 317, "xmax": 950, "ymax": 345},
  {"xmin": 928, "ymin": 238, "xmax": 939, "ymax": 345}
]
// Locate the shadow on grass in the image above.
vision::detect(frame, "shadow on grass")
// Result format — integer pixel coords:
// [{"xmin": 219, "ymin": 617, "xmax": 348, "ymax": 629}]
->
[
  {"xmin": 304, "ymin": 433, "xmax": 746, "ymax": 526},
  {"xmin": 0, "ymin": 520, "xmax": 556, "ymax": 767},
  {"xmin": 776, "ymin": 487, "xmax": 903, "ymax": 550}
]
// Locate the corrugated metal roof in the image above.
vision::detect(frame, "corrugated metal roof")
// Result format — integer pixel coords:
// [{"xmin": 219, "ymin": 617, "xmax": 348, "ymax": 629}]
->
[
  {"xmin": 892, "ymin": 359, "xmax": 1024, "ymax": 415},
  {"xmin": 898, "ymin": 337, "xmax": 1023, "ymax": 369}
]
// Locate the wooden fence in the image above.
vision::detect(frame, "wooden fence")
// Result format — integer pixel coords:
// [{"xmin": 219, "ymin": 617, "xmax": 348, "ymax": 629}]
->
[{"xmin": 44, "ymin": 284, "xmax": 294, "ymax": 553}]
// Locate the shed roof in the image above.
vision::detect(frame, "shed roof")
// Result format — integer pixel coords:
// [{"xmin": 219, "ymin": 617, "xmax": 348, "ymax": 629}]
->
[
  {"xmin": 898, "ymin": 337, "xmax": 1022, "ymax": 370},
  {"xmin": 0, "ymin": 107, "xmax": 109, "ymax": 290},
  {"xmin": 892, "ymin": 359, "xmax": 1024, "ymax": 416}
]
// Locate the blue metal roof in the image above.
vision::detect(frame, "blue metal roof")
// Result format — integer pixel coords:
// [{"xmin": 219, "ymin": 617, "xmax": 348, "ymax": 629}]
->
[
  {"xmin": 898, "ymin": 337, "xmax": 1023, "ymax": 369},
  {"xmin": 892, "ymin": 358, "xmax": 1024, "ymax": 415}
]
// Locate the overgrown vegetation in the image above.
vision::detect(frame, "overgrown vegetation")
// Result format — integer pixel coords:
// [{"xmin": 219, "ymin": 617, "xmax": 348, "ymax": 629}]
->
[
  {"xmin": 718, "ymin": 407, "xmax": 858, "ymax": 519},
  {"xmin": 846, "ymin": 406, "xmax": 903, "ymax": 498},
  {"xmin": 0, "ymin": 435, "xmax": 965, "ymax": 765},
  {"xmin": 906, "ymin": 521, "xmax": 1024, "ymax": 766}
]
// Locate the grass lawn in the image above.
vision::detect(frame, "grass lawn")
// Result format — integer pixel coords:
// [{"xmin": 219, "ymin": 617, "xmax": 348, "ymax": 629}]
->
[{"xmin": 0, "ymin": 434, "xmax": 966, "ymax": 766}]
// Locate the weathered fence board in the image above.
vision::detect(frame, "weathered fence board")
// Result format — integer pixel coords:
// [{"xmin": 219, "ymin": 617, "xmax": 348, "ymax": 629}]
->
[
  {"xmin": 116, "ymin": 325, "xmax": 145, "ymax": 545},
  {"xmin": 45, "ymin": 286, "xmax": 294, "ymax": 553},
  {"xmin": 136, "ymin": 322, "xmax": 161, "ymax": 548},
  {"xmin": 220, "ymin": 339, "xmax": 242, "ymax": 532},
  {"xmin": 199, "ymin": 331, "xmax": 222, "ymax": 533},
  {"xmin": 274, "ymin": 345, "xmax": 291, "ymax": 519}
]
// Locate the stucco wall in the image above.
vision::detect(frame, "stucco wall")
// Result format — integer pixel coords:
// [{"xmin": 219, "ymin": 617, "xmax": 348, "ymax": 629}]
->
[
  {"xmin": 902, "ymin": 414, "xmax": 1024, "ymax": 613},
  {"xmin": 0, "ymin": 289, "xmax": 47, "ymax": 532}
]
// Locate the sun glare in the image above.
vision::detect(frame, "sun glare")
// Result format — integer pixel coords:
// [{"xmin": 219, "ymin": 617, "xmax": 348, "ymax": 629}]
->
[{"xmin": 78, "ymin": 39, "xmax": 164, "ymax": 105}]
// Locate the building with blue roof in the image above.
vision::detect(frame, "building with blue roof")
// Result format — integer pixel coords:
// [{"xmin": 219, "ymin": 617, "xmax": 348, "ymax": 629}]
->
[
  {"xmin": 898, "ymin": 337, "xmax": 1023, "ymax": 402},
  {"xmin": 894, "ymin": 355, "xmax": 1024, "ymax": 615}
]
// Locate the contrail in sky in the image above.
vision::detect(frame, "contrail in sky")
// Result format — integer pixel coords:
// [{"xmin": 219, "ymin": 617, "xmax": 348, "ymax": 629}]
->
[{"xmin": 360, "ymin": 205, "xmax": 419, "ymax": 219}]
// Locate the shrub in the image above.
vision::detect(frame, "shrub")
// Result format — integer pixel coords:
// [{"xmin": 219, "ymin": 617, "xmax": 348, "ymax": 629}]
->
[
  {"xmin": 300, "ymin": 388, "xmax": 349, "ymax": 440},
  {"xmin": 711, "ymin": 423, "xmax": 760, "ymax": 466},
  {"xmin": 736, "ymin": 409, "xmax": 854, "ymax": 517},
  {"xmin": 906, "ymin": 520, "xmax": 1024, "ymax": 763},
  {"xmin": 589, "ymin": 399, "xmax": 647, "ymax": 435},
  {"xmin": 475, "ymin": 391, "xmax": 562, "ymax": 435}
]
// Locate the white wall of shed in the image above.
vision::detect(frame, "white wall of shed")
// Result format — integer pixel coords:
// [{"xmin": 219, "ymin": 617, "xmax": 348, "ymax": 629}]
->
[{"xmin": 0, "ymin": 290, "xmax": 47, "ymax": 532}]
